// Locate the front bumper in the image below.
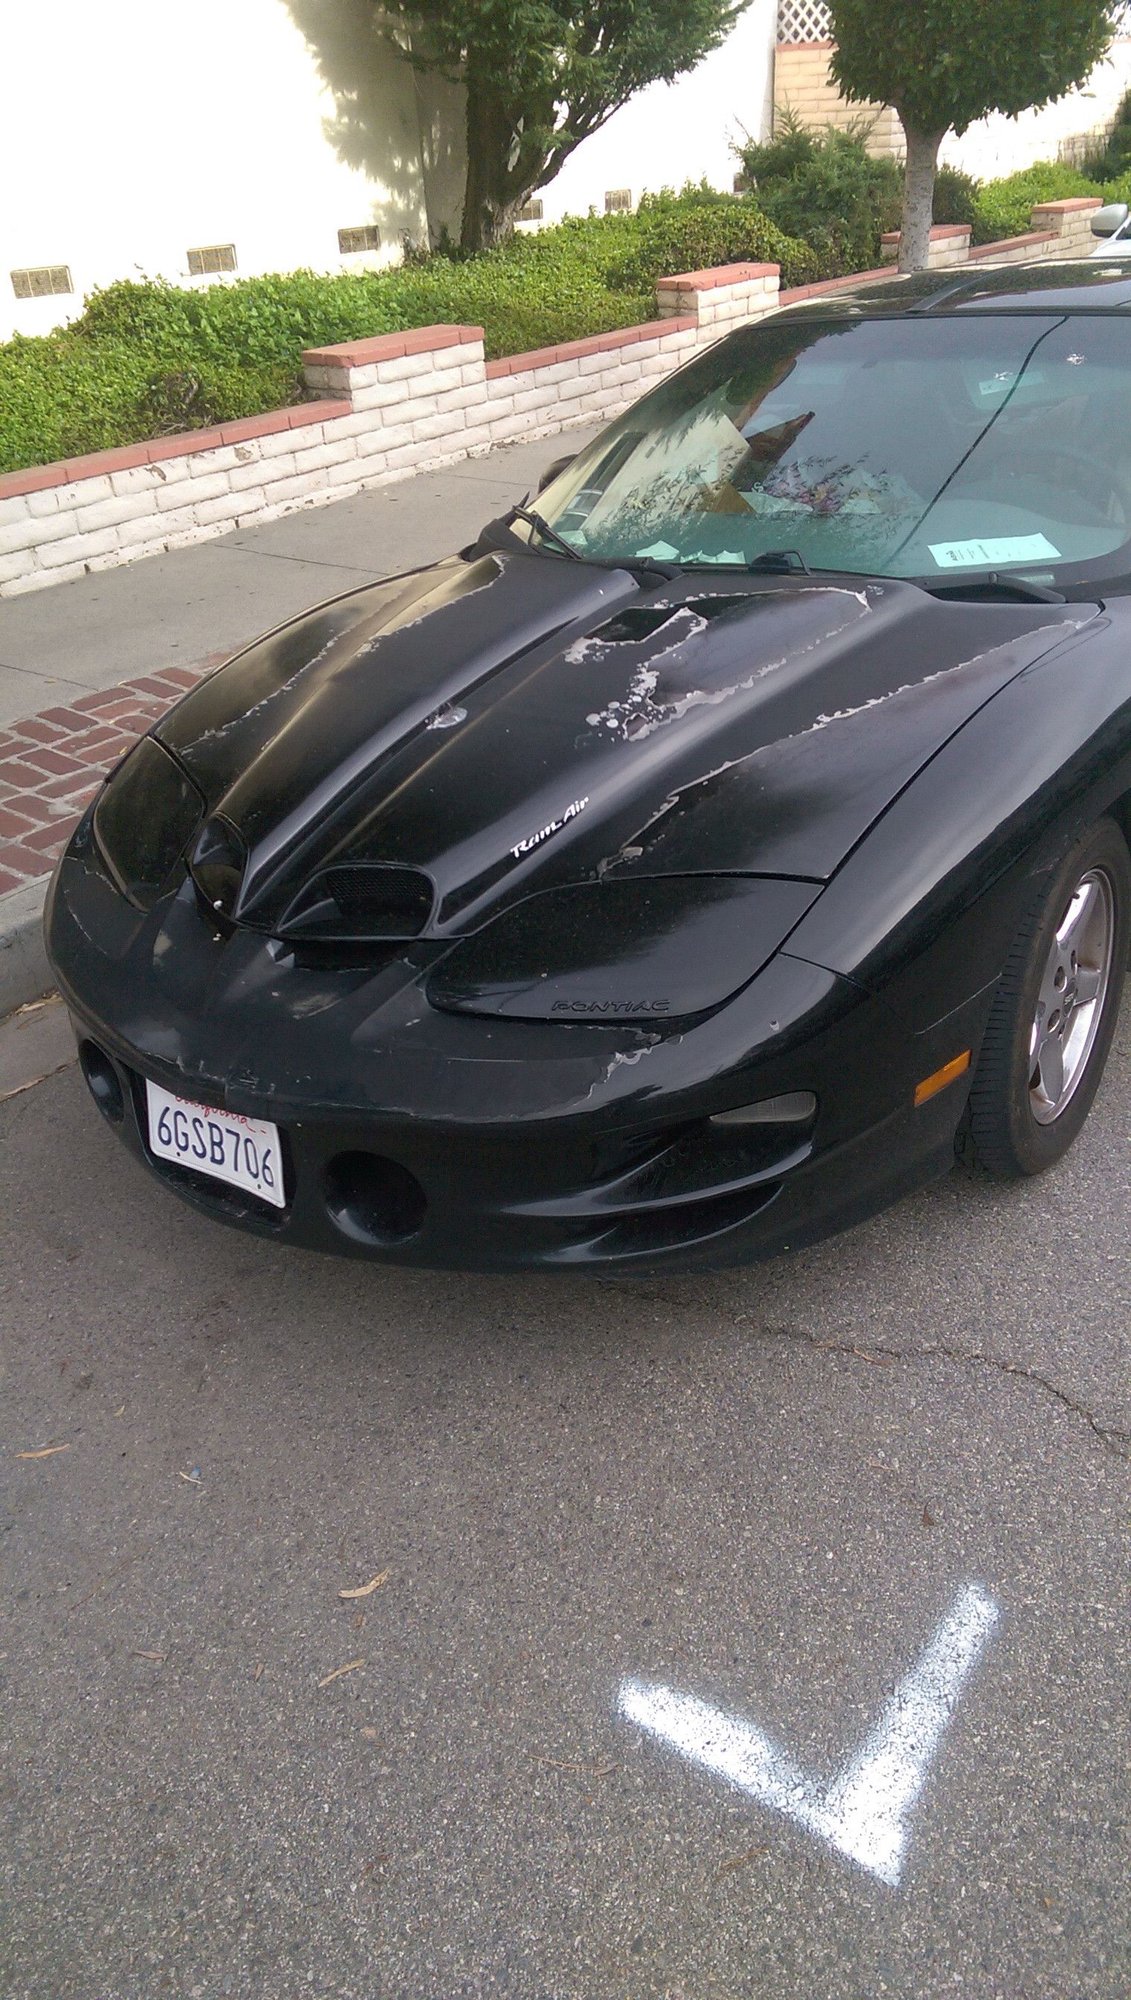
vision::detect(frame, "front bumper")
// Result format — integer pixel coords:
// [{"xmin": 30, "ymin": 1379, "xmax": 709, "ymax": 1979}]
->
[{"xmin": 46, "ymin": 831, "xmax": 984, "ymax": 1273}]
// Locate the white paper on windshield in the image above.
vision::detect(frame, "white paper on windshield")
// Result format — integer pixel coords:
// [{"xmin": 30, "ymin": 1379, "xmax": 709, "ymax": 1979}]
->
[
  {"xmin": 929, "ymin": 534, "xmax": 1061, "ymax": 569},
  {"xmin": 636, "ymin": 540, "xmax": 679, "ymax": 559}
]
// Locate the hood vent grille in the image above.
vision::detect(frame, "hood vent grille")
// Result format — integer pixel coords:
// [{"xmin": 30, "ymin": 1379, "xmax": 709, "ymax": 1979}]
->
[
  {"xmin": 594, "ymin": 598, "xmax": 751, "ymax": 645},
  {"xmin": 281, "ymin": 863, "xmax": 435, "ymax": 941}
]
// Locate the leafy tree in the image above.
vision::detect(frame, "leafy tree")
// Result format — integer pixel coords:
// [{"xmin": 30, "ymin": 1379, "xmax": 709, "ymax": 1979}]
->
[
  {"xmin": 828, "ymin": 0, "xmax": 1120, "ymax": 271},
  {"xmin": 384, "ymin": 0, "xmax": 751, "ymax": 252}
]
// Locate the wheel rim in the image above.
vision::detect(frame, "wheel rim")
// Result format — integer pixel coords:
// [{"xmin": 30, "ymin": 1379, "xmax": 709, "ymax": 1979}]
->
[{"xmin": 1029, "ymin": 866, "xmax": 1115, "ymax": 1125}]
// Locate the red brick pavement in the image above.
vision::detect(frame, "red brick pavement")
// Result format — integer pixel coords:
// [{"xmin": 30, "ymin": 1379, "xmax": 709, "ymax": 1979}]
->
[{"xmin": 0, "ymin": 657, "xmax": 227, "ymax": 897}]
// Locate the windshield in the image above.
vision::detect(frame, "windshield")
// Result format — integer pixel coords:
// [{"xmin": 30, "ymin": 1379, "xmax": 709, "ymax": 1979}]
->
[{"xmin": 530, "ymin": 313, "xmax": 1131, "ymax": 584}]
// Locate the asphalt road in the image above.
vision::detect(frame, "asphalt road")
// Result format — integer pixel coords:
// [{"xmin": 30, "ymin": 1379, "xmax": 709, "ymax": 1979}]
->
[{"xmin": 2, "ymin": 996, "xmax": 1129, "ymax": 2000}]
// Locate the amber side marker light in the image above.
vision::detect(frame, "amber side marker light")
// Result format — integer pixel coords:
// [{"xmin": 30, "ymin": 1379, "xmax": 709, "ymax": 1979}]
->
[{"xmin": 914, "ymin": 1050, "xmax": 972, "ymax": 1107}]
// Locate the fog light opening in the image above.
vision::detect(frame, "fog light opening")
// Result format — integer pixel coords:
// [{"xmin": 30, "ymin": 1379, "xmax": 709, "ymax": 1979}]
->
[
  {"xmin": 709, "ymin": 1091, "xmax": 817, "ymax": 1128},
  {"xmin": 79, "ymin": 1041, "xmax": 125, "ymax": 1125},
  {"xmin": 323, "ymin": 1151, "xmax": 427, "ymax": 1246}
]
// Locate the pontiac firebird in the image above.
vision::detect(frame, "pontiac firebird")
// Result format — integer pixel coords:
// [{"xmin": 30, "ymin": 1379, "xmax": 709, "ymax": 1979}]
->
[{"xmin": 45, "ymin": 263, "xmax": 1131, "ymax": 1270}]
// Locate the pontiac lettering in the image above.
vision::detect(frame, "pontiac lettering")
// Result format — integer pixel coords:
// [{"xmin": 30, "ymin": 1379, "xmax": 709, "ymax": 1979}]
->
[{"xmin": 551, "ymin": 999, "xmax": 671, "ymax": 1015}]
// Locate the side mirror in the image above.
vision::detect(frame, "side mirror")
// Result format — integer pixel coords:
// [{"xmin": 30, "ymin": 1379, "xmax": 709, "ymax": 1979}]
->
[
  {"xmin": 537, "ymin": 453, "xmax": 576, "ymax": 494},
  {"xmin": 1090, "ymin": 201, "xmax": 1129, "ymax": 238}
]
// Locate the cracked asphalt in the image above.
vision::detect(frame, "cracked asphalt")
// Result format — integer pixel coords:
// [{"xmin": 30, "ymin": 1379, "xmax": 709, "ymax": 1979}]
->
[{"xmin": 2, "ymin": 993, "xmax": 1129, "ymax": 1999}]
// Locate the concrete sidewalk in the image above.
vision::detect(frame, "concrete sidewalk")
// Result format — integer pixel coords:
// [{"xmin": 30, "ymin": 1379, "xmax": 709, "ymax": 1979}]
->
[{"xmin": 0, "ymin": 423, "xmax": 598, "ymax": 1013}]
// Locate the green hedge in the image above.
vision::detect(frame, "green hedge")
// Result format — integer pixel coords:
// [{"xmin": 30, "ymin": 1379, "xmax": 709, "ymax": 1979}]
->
[
  {"xmin": 970, "ymin": 161, "xmax": 1131, "ymax": 244},
  {"xmin": 0, "ymin": 191, "xmax": 815, "ymax": 476}
]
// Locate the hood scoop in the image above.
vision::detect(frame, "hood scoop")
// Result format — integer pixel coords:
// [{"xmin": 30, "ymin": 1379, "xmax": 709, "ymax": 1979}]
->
[
  {"xmin": 593, "ymin": 597, "xmax": 750, "ymax": 645},
  {"xmin": 280, "ymin": 862, "xmax": 435, "ymax": 941},
  {"xmin": 594, "ymin": 606, "xmax": 682, "ymax": 644}
]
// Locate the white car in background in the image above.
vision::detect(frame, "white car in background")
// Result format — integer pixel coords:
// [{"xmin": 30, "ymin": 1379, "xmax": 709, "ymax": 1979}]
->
[{"xmin": 1091, "ymin": 202, "xmax": 1131, "ymax": 253}]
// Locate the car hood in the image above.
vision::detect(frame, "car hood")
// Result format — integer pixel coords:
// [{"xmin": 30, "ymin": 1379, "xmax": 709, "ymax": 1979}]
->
[{"xmin": 155, "ymin": 549, "xmax": 1097, "ymax": 937}]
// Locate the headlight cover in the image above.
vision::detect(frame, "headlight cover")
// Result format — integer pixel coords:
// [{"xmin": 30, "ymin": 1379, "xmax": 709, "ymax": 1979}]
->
[
  {"xmin": 92, "ymin": 737, "xmax": 205, "ymax": 911},
  {"xmin": 427, "ymin": 876, "xmax": 819, "ymax": 1022}
]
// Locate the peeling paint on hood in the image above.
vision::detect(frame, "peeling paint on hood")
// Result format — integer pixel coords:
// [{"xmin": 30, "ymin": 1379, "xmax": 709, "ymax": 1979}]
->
[{"xmin": 154, "ymin": 549, "xmax": 1097, "ymax": 937}]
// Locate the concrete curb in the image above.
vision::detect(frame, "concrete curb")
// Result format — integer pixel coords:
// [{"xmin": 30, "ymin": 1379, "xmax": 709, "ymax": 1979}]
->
[{"xmin": 0, "ymin": 876, "xmax": 53, "ymax": 1018}]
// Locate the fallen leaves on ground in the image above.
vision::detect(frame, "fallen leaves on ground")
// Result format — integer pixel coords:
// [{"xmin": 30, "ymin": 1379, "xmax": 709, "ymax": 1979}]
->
[
  {"xmin": 318, "ymin": 1658, "xmax": 366, "ymax": 1689},
  {"xmin": 717, "ymin": 1843, "xmax": 770, "ymax": 1876},
  {"xmin": 338, "ymin": 1569, "xmax": 390, "ymax": 1600},
  {"xmin": 15, "ymin": 1444, "xmax": 71, "ymax": 1460},
  {"xmin": 538, "ymin": 1756, "xmax": 616, "ymax": 1778}
]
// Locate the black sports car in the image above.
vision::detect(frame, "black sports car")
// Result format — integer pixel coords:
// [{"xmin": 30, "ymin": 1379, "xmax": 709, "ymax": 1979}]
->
[{"xmin": 46, "ymin": 263, "xmax": 1131, "ymax": 1270}]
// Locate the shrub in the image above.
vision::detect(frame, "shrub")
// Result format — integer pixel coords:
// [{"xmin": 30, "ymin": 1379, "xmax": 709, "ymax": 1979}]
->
[
  {"xmin": 932, "ymin": 164, "xmax": 981, "ymax": 230},
  {"xmin": 0, "ymin": 191, "xmax": 815, "ymax": 475},
  {"xmin": 970, "ymin": 161, "xmax": 1103, "ymax": 243},
  {"xmin": 589, "ymin": 186, "xmax": 819, "ymax": 291},
  {"xmin": 735, "ymin": 116, "xmax": 903, "ymax": 276}
]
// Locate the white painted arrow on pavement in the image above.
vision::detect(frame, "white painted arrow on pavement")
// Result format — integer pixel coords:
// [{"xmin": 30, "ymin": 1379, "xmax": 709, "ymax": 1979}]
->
[{"xmin": 618, "ymin": 1580, "xmax": 999, "ymax": 1886}]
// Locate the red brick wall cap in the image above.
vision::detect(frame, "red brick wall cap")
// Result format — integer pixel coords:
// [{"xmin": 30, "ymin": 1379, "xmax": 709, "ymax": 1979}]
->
[
  {"xmin": 658, "ymin": 262, "xmax": 780, "ymax": 291},
  {"xmin": 967, "ymin": 232, "xmax": 1057, "ymax": 259},
  {"xmin": 880, "ymin": 223, "xmax": 971, "ymax": 243},
  {"xmin": 1030, "ymin": 197, "xmax": 1103, "ymax": 214},
  {"xmin": 0, "ymin": 399, "xmax": 350, "ymax": 500},
  {"xmin": 778, "ymin": 267, "xmax": 897, "ymax": 304},
  {"xmin": 302, "ymin": 325, "xmax": 484, "ymax": 369},
  {"xmin": 484, "ymin": 318, "xmax": 697, "ymax": 378}
]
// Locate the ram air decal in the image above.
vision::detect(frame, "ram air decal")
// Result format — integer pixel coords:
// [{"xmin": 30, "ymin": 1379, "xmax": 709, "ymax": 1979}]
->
[{"xmin": 511, "ymin": 796, "xmax": 589, "ymax": 859}]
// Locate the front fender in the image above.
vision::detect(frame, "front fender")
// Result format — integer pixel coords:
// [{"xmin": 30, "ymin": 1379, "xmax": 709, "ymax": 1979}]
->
[{"xmin": 786, "ymin": 612, "xmax": 1131, "ymax": 1031}]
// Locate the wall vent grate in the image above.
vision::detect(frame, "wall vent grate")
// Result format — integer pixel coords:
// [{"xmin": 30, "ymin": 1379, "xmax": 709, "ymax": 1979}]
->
[
  {"xmin": 187, "ymin": 244, "xmax": 237, "ymax": 277},
  {"xmin": 604, "ymin": 188, "xmax": 632, "ymax": 214},
  {"xmin": 517, "ymin": 198, "xmax": 544, "ymax": 222},
  {"xmin": 338, "ymin": 224, "xmax": 382, "ymax": 254},
  {"xmin": 11, "ymin": 265, "xmax": 72, "ymax": 299}
]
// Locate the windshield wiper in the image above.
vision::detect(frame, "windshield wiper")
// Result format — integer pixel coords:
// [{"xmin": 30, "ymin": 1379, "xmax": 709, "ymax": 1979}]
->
[
  {"xmin": 498, "ymin": 507, "xmax": 676, "ymax": 585},
  {"xmin": 747, "ymin": 548, "xmax": 812, "ymax": 575},
  {"xmin": 509, "ymin": 504, "xmax": 582, "ymax": 562}
]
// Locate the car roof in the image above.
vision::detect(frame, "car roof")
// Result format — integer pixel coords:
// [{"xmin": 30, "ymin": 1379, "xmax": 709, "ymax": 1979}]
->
[{"xmin": 776, "ymin": 259, "xmax": 1131, "ymax": 321}]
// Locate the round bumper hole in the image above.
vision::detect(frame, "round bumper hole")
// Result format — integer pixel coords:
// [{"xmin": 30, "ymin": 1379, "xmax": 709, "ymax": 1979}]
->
[
  {"xmin": 324, "ymin": 1151, "xmax": 427, "ymax": 1245},
  {"xmin": 79, "ymin": 1040, "xmax": 125, "ymax": 1124}
]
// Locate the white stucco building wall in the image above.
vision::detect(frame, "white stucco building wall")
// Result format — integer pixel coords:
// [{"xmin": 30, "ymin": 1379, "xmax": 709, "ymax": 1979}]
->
[
  {"xmin": 0, "ymin": 0, "xmax": 458, "ymax": 343},
  {"xmin": 0, "ymin": 0, "xmax": 776, "ymax": 344}
]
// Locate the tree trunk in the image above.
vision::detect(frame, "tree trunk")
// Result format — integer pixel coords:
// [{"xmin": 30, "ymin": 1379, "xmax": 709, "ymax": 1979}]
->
[
  {"xmin": 460, "ymin": 72, "xmax": 519, "ymax": 253},
  {"xmin": 898, "ymin": 123, "xmax": 947, "ymax": 274}
]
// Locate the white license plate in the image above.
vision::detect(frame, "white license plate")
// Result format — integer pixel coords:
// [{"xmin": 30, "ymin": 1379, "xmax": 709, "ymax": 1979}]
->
[{"xmin": 145, "ymin": 1081, "xmax": 285, "ymax": 1208}]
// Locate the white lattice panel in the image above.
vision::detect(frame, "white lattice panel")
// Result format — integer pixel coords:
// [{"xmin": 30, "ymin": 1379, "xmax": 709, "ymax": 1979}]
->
[{"xmin": 777, "ymin": 0, "xmax": 832, "ymax": 42}]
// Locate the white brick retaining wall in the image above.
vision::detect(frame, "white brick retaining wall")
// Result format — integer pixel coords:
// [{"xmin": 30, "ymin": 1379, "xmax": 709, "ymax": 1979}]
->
[
  {"xmin": 0, "ymin": 206, "xmax": 1105, "ymax": 598},
  {"xmin": 0, "ymin": 265, "xmax": 780, "ymax": 600}
]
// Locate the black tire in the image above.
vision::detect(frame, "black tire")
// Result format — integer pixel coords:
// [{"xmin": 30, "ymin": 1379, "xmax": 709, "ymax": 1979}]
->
[{"xmin": 959, "ymin": 817, "xmax": 1131, "ymax": 1177}]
